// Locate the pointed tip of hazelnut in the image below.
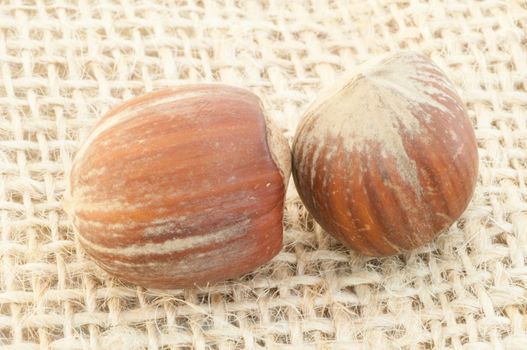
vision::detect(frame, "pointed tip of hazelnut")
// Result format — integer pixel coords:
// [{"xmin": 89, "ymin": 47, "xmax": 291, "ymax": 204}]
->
[{"xmin": 262, "ymin": 110, "xmax": 291, "ymax": 192}]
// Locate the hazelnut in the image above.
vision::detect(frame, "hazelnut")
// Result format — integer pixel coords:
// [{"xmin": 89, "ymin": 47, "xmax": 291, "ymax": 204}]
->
[
  {"xmin": 292, "ymin": 52, "xmax": 478, "ymax": 256},
  {"xmin": 65, "ymin": 84, "xmax": 291, "ymax": 288}
]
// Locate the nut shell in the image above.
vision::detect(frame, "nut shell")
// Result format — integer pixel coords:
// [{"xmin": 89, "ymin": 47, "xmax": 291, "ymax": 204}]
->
[
  {"xmin": 65, "ymin": 85, "xmax": 291, "ymax": 288},
  {"xmin": 292, "ymin": 52, "xmax": 478, "ymax": 256}
]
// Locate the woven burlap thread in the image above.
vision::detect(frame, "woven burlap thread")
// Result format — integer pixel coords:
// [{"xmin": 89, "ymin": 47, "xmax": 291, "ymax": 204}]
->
[{"xmin": 0, "ymin": 0, "xmax": 526, "ymax": 349}]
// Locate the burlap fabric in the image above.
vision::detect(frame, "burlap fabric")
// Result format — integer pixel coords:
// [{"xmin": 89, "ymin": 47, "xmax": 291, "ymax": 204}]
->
[{"xmin": 1, "ymin": 1, "xmax": 526, "ymax": 349}]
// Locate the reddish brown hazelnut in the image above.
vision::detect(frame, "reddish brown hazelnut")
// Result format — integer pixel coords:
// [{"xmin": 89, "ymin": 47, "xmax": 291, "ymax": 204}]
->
[
  {"xmin": 64, "ymin": 84, "xmax": 291, "ymax": 288},
  {"xmin": 292, "ymin": 52, "xmax": 478, "ymax": 256}
]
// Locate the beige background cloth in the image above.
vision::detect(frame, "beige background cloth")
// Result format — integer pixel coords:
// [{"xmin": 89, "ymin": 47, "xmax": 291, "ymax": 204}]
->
[{"xmin": 1, "ymin": 0, "xmax": 526, "ymax": 349}]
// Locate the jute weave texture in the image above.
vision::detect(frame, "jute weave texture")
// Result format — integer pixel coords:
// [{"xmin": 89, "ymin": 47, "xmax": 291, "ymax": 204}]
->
[{"xmin": 0, "ymin": 1, "xmax": 526, "ymax": 349}]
